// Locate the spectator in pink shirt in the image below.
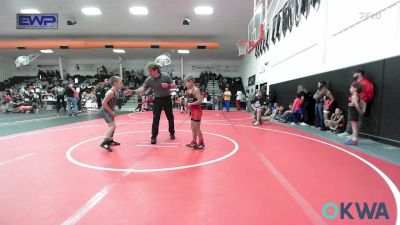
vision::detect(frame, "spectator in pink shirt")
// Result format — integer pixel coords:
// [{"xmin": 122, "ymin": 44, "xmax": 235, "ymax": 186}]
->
[{"xmin": 291, "ymin": 93, "xmax": 304, "ymax": 124}]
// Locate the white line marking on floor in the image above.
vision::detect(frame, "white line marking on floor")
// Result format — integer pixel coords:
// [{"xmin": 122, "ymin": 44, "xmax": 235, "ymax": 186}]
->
[
  {"xmin": 60, "ymin": 171, "xmax": 131, "ymax": 225},
  {"xmin": 66, "ymin": 130, "xmax": 239, "ymax": 173},
  {"xmin": 231, "ymin": 123, "xmax": 400, "ymax": 225},
  {"xmin": 134, "ymin": 145, "xmax": 179, "ymax": 148},
  {"xmin": 257, "ymin": 151, "xmax": 327, "ymax": 225},
  {"xmin": 0, "ymin": 153, "xmax": 37, "ymax": 166}
]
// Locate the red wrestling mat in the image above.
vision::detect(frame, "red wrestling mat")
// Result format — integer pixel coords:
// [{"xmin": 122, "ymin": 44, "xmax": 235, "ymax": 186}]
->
[{"xmin": 0, "ymin": 111, "xmax": 399, "ymax": 225}]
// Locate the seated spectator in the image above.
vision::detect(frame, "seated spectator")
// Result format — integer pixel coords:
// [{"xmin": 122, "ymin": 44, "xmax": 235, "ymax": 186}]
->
[
  {"xmin": 251, "ymin": 90, "xmax": 268, "ymax": 126},
  {"xmin": 147, "ymin": 95, "xmax": 154, "ymax": 111},
  {"xmin": 268, "ymin": 103, "xmax": 281, "ymax": 118},
  {"xmin": 15, "ymin": 105, "xmax": 38, "ymax": 113},
  {"xmin": 325, "ymin": 108, "xmax": 346, "ymax": 133},
  {"xmin": 277, "ymin": 104, "xmax": 294, "ymax": 123}
]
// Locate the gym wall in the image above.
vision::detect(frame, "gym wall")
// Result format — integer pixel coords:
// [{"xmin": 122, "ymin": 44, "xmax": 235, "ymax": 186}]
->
[{"xmin": 270, "ymin": 55, "xmax": 400, "ymax": 146}]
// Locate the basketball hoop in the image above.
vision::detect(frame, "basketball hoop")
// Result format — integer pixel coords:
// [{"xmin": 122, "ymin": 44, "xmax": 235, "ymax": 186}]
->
[
  {"xmin": 15, "ymin": 53, "xmax": 41, "ymax": 68},
  {"xmin": 155, "ymin": 53, "xmax": 172, "ymax": 67},
  {"xmin": 236, "ymin": 40, "xmax": 254, "ymax": 56}
]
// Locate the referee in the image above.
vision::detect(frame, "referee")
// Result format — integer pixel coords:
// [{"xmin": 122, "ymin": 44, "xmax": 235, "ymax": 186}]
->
[{"xmin": 133, "ymin": 63, "xmax": 177, "ymax": 144}]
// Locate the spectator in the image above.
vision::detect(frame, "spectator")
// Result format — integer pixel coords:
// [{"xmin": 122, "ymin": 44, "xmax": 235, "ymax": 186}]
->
[
  {"xmin": 291, "ymin": 93, "xmax": 304, "ymax": 124},
  {"xmin": 54, "ymin": 82, "xmax": 66, "ymax": 115},
  {"xmin": 321, "ymin": 91, "xmax": 335, "ymax": 131},
  {"xmin": 246, "ymin": 89, "xmax": 255, "ymax": 112},
  {"xmin": 313, "ymin": 81, "xmax": 332, "ymax": 128},
  {"xmin": 224, "ymin": 88, "xmax": 232, "ymax": 112},
  {"xmin": 14, "ymin": 105, "xmax": 38, "ymax": 113},
  {"xmin": 134, "ymin": 94, "xmax": 142, "ymax": 112},
  {"xmin": 272, "ymin": 104, "xmax": 285, "ymax": 120},
  {"xmin": 240, "ymin": 91, "xmax": 247, "ymax": 109},
  {"xmin": 278, "ymin": 104, "xmax": 294, "ymax": 123},
  {"xmin": 268, "ymin": 88, "xmax": 277, "ymax": 109},
  {"xmin": 340, "ymin": 70, "xmax": 375, "ymax": 137},
  {"xmin": 141, "ymin": 95, "xmax": 148, "ymax": 111},
  {"xmin": 212, "ymin": 95, "xmax": 218, "ymax": 110},
  {"xmin": 236, "ymin": 91, "xmax": 244, "ymax": 110},
  {"xmin": 345, "ymin": 83, "xmax": 364, "ymax": 146},
  {"xmin": 297, "ymin": 85, "xmax": 314, "ymax": 125},
  {"xmin": 116, "ymin": 90, "xmax": 124, "ymax": 110},
  {"xmin": 325, "ymin": 108, "xmax": 346, "ymax": 133},
  {"xmin": 74, "ymin": 83, "xmax": 82, "ymax": 111},
  {"xmin": 147, "ymin": 95, "xmax": 154, "ymax": 111},
  {"xmin": 217, "ymin": 73, "xmax": 223, "ymax": 81},
  {"xmin": 252, "ymin": 90, "xmax": 268, "ymax": 126},
  {"xmin": 95, "ymin": 83, "xmax": 104, "ymax": 109},
  {"xmin": 65, "ymin": 84, "xmax": 78, "ymax": 116},
  {"xmin": 354, "ymin": 70, "xmax": 375, "ymax": 106},
  {"xmin": 180, "ymin": 95, "xmax": 188, "ymax": 113},
  {"xmin": 245, "ymin": 90, "xmax": 251, "ymax": 112},
  {"xmin": 100, "ymin": 65, "xmax": 108, "ymax": 75}
]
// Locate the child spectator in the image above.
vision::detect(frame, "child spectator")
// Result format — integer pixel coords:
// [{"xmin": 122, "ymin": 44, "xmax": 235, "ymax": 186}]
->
[
  {"xmin": 321, "ymin": 94, "xmax": 335, "ymax": 131},
  {"xmin": 324, "ymin": 108, "xmax": 345, "ymax": 133},
  {"xmin": 345, "ymin": 83, "xmax": 364, "ymax": 146},
  {"xmin": 291, "ymin": 93, "xmax": 304, "ymax": 124},
  {"xmin": 278, "ymin": 104, "xmax": 294, "ymax": 123}
]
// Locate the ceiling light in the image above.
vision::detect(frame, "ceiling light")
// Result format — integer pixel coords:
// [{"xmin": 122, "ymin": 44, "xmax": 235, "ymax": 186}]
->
[
  {"xmin": 194, "ymin": 6, "xmax": 213, "ymax": 15},
  {"xmin": 178, "ymin": 50, "xmax": 190, "ymax": 54},
  {"xmin": 129, "ymin": 7, "xmax": 148, "ymax": 15},
  {"xmin": 20, "ymin": 9, "xmax": 40, "ymax": 14},
  {"xmin": 81, "ymin": 7, "xmax": 102, "ymax": 16},
  {"xmin": 40, "ymin": 49, "xmax": 53, "ymax": 54},
  {"xmin": 113, "ymin": 49, "xmax": 125, "ymax": 54}
]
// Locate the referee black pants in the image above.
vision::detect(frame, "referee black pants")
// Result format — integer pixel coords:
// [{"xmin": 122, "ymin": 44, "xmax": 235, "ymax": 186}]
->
[{"xmin": 152, "ymin": 96, "xmax": 175, "ymax": 138}]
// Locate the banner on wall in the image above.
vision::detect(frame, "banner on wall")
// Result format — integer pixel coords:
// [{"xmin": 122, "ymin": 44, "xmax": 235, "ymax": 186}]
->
[
  {"xmin": 37, "ymin": 64, "xmax": 59, "ymax": 69},
  {"xmin": 294, "ymin": 0, "xmax": 302, "ymax": 27},
  {"xmin": 191, "ymin": 65, "xmax": 239, "ymax": 73},
  {"xmin": 248, "ymin": 75, "xmax": 256, "ymax": 86},
  {"xmin": 312, "ymin": 0, "xmax": 320, "ymax": 11},
  {"xmin": 16, "ymin": 64, "xmax": 59, "ymax": 71},
  {"xmin": 301, "ymin": 0, "xmax": 311, "ymax": 18}
]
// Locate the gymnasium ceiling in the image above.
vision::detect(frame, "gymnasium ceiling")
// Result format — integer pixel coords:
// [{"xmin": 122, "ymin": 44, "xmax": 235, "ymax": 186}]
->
[{"xmin": 0, "ymin": 0, "xmax": 253, "ymax": 60}]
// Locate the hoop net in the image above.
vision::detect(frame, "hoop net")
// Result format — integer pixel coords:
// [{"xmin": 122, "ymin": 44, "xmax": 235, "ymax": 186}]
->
[{"xmin": 236, "ymin": 40, "xmax": 254, "ymax": 56}]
